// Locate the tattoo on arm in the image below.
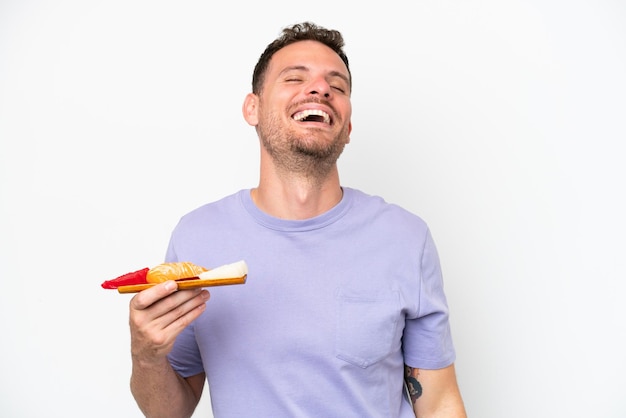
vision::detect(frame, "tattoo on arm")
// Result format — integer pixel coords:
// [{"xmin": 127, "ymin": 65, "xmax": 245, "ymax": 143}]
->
[{"xmin": 404, "ymin": 365, "xmax": 423, "ymax": 405}]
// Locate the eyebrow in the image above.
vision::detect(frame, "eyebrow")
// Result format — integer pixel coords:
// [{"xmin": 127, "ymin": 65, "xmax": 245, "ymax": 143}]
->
[{"xmin": 279, "ymin": 65, "xmax": 350, "ymax": 86}]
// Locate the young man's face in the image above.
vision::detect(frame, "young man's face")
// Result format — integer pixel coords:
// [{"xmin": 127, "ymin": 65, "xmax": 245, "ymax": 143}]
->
[{"xmin": 245, "ymin": 40, "xmax": 352, "ymax": 170}]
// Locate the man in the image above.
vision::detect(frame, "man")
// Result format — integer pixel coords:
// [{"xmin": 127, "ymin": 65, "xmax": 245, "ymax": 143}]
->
[{"xmin": 129, "ymin": 22, "xmax": 466, "ymax": 417}]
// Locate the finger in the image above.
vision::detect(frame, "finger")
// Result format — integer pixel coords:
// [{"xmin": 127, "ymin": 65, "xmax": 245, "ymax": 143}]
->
[
  {"xmin": 129, "ymin": 289, "xmax": 209, "ymax": 358},
  {"xmin": 130, "ymin": 280, "xmax": 179, "ymax": 311},
  {"xmin": 155, "ymin": 289, "xmax": 210, "ymax": 333}
]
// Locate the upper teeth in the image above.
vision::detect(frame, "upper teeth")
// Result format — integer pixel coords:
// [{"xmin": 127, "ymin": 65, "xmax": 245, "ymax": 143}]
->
[{"xmin": 293, "ymin": 109, "xmax": 331, "ymax": 124}]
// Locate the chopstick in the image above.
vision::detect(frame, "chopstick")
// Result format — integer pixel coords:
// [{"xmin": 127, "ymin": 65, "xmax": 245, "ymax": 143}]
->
[{"xmin": 117, "ymin": 275, "xmax": 247, "ymax": 294}]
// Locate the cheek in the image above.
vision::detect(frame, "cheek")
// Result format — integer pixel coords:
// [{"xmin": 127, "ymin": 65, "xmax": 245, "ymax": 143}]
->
[
  {"xmin": 261, "ymin": 92, "xmax": 293, "ymax": 120},
  {"xmin": 339, "ymin": 99, "xmax": 352, "ymax": 121},
  {"xmin": 342, "ymin": 105, "xmax": 352, "ymax": 134}
]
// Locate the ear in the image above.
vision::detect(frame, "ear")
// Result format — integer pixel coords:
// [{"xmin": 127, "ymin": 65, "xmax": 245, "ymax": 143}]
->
[
  {"xmin": 242, "ymin": 93, "xmax": 259, "ymax": 126},
  {"xmin": 346, "ymin": 121, "xmax": 352, "ymax": 143}
]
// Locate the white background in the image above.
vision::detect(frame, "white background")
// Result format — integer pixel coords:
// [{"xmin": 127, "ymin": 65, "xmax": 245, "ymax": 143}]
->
[{"xmin": 1, "ymin": 1, "xmax": 625, "ymax": 417}]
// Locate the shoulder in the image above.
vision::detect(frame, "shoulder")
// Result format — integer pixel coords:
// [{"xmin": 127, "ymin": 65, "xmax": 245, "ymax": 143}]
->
[
  {"xmin": 344, "ymin": 187, "xmax": 429, "ymax": 232},
  {"xmin": 176, "ymin": 190, "xmax": 246, "ymax": 224},
  {"xmin": 167, "ymin": 190, "xmax": 249, "ymax": 240}
]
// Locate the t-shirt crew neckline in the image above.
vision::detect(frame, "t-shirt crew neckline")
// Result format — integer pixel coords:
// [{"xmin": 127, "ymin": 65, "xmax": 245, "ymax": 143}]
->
[{"xmin": 239, "ymin": 187, "xmax": 354, "ymax": 232}]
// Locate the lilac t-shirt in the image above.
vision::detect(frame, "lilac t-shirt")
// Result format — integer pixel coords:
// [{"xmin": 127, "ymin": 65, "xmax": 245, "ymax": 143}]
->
[{"xmin": 166, "ymin": 188, "xmax": 455, "ymax": 417}]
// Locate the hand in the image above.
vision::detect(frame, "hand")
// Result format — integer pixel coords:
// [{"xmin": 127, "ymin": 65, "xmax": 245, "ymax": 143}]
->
[{"xmin": 129, "ymin": 280, "xmax": 210, "ymax": 364}]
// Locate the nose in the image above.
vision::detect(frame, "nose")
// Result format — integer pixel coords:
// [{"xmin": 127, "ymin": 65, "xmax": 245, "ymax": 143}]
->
[{"xmin": 307, "ymin": 77, "xmax": 331, "ymax": 98}]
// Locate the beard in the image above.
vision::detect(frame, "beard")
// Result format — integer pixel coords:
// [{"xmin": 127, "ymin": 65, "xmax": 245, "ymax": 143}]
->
[{"xmin": 258, "ymin": 111, "xmax": 350, "ymax": 179}]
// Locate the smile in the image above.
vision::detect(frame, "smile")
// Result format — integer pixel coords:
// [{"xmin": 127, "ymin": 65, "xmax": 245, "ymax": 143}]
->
[{"xmin": 292, "ymin": 109, "xmax": 331, "ymax": 125}]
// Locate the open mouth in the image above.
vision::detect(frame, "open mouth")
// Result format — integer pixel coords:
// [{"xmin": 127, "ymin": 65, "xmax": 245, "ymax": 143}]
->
[{"xmin": 292, "ymin": 109, "xmax": 331, "ymax": 125}]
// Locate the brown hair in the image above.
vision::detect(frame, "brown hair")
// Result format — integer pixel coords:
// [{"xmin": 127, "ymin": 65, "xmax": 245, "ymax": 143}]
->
[{"xmin": 251, "ymin": 22, "xmax": 351, "ymax": 95}]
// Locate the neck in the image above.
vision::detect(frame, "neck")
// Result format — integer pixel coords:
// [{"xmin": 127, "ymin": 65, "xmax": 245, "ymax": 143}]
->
[{"xmin": 252, "ymin": 156, "xmax": 343, "ymax": 220}]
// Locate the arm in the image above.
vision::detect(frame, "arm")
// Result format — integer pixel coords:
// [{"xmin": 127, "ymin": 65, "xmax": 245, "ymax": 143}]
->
[
  {"xmin": 405, "ymin": 363, "xmax": 467, "ymax": 418},
  {"xmin": 129, "ymin": 280, "xmax": 210, "ymax": 418}
]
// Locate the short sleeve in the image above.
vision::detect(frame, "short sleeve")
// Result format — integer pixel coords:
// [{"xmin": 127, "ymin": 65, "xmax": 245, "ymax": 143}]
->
[
  {"xmin": 402, "ymin": 228, "xmax": 456, "ymax": 369},
  {"xmin": 167, "ymin": 324, "xmax": 205, "ymax": 378}
]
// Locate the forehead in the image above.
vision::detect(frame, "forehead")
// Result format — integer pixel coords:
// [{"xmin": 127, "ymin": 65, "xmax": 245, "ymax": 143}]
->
[{"xmin": 267, "ymin": 40, "xmax": 349, "ymax": 79}]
